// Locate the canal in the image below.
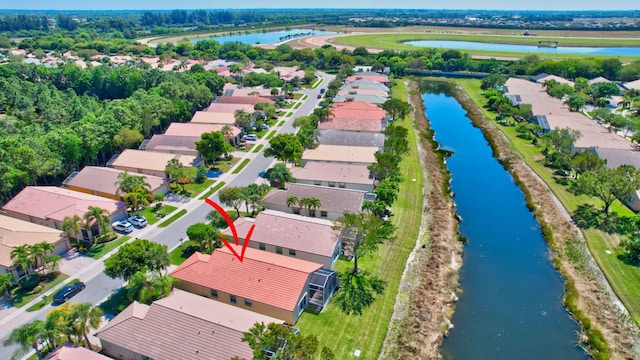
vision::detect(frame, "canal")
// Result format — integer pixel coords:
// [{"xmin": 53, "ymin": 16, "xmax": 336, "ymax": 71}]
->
[{"xmin": 421, "ymin": 87, "xmax": 589, "ymax": 359}]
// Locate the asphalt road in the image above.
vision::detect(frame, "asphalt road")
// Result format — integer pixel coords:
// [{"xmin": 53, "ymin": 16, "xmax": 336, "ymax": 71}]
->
[{"xmin": 0, "ymin": 72, "xmax": 333, "ymax": 360}]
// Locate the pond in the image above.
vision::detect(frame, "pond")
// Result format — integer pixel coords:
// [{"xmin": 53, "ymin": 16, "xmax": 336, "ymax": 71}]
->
[
  {"xmin": 192, "ymin": 29, "xmax": 336, "ymax": 45},
  {"xmin": 420, "ymin": 87, "xmax": 589, "ymax": 359},
  {"xmin": 406, "ymin": 40, "xmax": 640, "ymax": 56}
]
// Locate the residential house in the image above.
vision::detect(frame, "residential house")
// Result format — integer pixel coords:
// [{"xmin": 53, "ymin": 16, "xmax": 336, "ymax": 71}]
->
[
  {"xmin": 205, "ymin": 103, "xmax": 255, "ymax": 114},
  {"xmin": 63, "ymin": 166, "xmax": 167, "ymax": 200},
  {"xmin": 164, "ymin": 122, "xmax": 242, "ymax": 146},
  {"xmin": 290, "ymin": 161, "xmax": 374, "ymax": 192},
  {"xmin": 110, "ymin": 149, "xmax": 201, "ymax": 179},
  {"xmin": 333, "ymin": 94, "xmax": 388, "ymax": 105},
  {"xmin": 2, "ymin": 187, "xmax": 127, "ymax": 234},
  {"xmin": 301, "ymin": 144, "xmax": 378, "ymax": 166},
  {"xmin": 272, "ymin": 66, "xmax": 306, "ymax": 82},
  {"xmin": 0, "ymin": 215, "xmax": 70, "ymax": 277},
  {"xmin": 190, "ymin": 111, "xmax": 236, "ymax": 125},
  {"xmin": 529, "ymin": 73, "xmax": 575, "ymax": 87},
  {"xmin": 96, "ymin": 289, "xmax": 283, "ymax": 360},
  {"xmin": 337, "ymin": 88, "xmax": 390, "ymax": 98},
  {"xmin": 341, "ymin": 79, "xmax": 390, "ymax": 93},
  {"xmin": 223, "ymin": 83, "xmax": 279, "ymax": 99},
  {"xmin": 318, "ymin": 129, "xmax": 385, "ymax": 148},
  {"xmin": 43, "ymin": 342, "xmax": 112, "ymax": 360},
  {"xmin": 171, "ymin": 246, "xmax": 336, "ymax": 324},
  {"xmin": 317, "ymin": 117, "xmax": 384, "ymax": 132},
  {"xmin": 346, "ymin": 73, "xmax": 390, "ymax": 84},
  {"xmin": 215, "ymin": 96, "xmax": 275, "ymax": 106},
  {"xmin": 330, "ymin": 101, "xmax": 386, "ymax": 123},
  {"xmin": 223, "ymin": 209, "xmax": 342, "ymax": 268},
  {"xmin": 262, "ymin": 183, "xmax": 366, "ymax": 220},
  {"xmin": 623, "ymin": 79, "xmax": 640, "ymax": 91},
  {"xmin": 141, "ymin": 135, "xmax": 200, "ymax": 156}
]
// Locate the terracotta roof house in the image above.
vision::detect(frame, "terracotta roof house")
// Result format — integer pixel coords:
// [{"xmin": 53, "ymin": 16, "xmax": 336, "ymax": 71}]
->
[
  {"xmin": 330, "ymin": 101, "xmax": 386, "ymax": 123},
  {"xmin": 215, "ymin": 96, "xmax": 275, "ymax": 106},
  {"xmin": 164, "ymin": 122, "xmax": 242, "ymax": 146},
  {"xmin": 0, "ymin": 215, "xmax": 70, "ymax": 277},
  {"xmin": 205, "ymin": 103, "xmax": 254, "ymax": 113},
  {"xmin": 333, "ymin": 94, "xmax": 388, "ymax": 104},
  {"xmin": 290, "ymin": 161, "xmax": 374, "ymax": 192},
  {"xmin": 342, "ymin": 79, "xmax": 390, "ymax": 93},
  {"xmin": 346, "ymin": 73, "xmax": 389, "ymax": 84},
  {"xmin": 171, "ymin": 246, "xmax": 336, "ymax": 324},
  {"xmin": 318, "ymin": 129, "xmax": 386, "ymax": 148},
  {"xmin": 223, "ymin": 84, "xmax": 278, "ymax": 99},
  {"xmin": 63, "ymin": 166, "xmax": 167, "ymax": 200},
  {"xmin": 142, "ymin": 135, "xmax": 200, "ymax": 156},
  {"xmin": 110, "ymin": 149, "xmax": 202, "ymax": 178},
  {"xmin": 317, "ymin": 117, "xmax": 383, "ymax": 132},
  {"xmin": 262, "ymin": 183, "xmax": 366, "ymax": 221},
  {"xmin": 223, "ymin": 209, "xmax": 342, "ymax": 268},
  {"xmin": 2, "ymin": 187, "xmax": 127, "ymax": 234},
  {"xmin": 96, "ymin": 289, "xmax": 283, "ymax": 360},
  {"xmin": 43, "ymin": 342, "xmax": 111, "ymax": 360},
  {"xmin": 301, "ymin": 144, "xmax": 378, "ymax": 166},
  {"xmin": 190, "ymin": 111, "xmax": 236, "ymax": 125}
]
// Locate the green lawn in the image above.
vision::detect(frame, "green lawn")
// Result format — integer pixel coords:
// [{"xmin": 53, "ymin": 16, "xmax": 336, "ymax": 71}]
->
[
  {"xmin": 286, "ymin": 112, "xmax": 293, "ymax": 117},
  {"xmin": 296, "ymin": 80, "xmax": 422, "ymax": 360},
  {"xmin": 252, "ymin": 144, "xmax": 264, "ymax": 153},
  {"xmin": 277, "ymin": 120, "xmax": 285, "ymax": 126},
  {"xmin": 10, "ymin": 272, "xmax": 69, "ymax": 308},
  {"xmin": 99, "ymin": 286, "xmax": 132, "ymax": 316},
  {"xmin": 198, "ymin": 181, "xmax": 226, "ymax": 200},
  {"xmin": 232, "ymin": 159, "xmax": 251, "ymax": 174},
  {"xmin": 86, "ymin": 235, "xmax": 131, "ymax": 259},
  {"xmin": 265, "ymin": 130, "xmax": 276, "ymax": 140},
  {"xmin": 158, "ymin": 209, "xmax": 187, "ymax": 228},
  {"xmin": 311, "ymin": 77, "xmax": 322, "ymax": 88},
  {"xmin": 141, "ymin": 205, "xmax": 178, "ymax": 225},
  {"xmin": 182, "ymin": 179, "xmax": 215, "ymax": 198},
  {"xmin": 293, "ymin": 102, "xmax": 302, "ymax": 109},
  {"xmin": 456, "ymin": 78, "xmax": 640, "ymax": 326},
  {"xmin": 215, "ymin": 157, "xmax": 240, "ymax": 173},
  {"xmin": 169, "ymin": 246, "xmax": 190, "ymax": 266},
  {"xmin": 293, "ymin": 93, "xmax": 303, "ymax": 100}
]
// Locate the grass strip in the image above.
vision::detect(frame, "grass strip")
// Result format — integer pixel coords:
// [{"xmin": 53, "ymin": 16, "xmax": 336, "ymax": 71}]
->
[
  {"xmin": 252, "ymin": 144, "xmax": 264, "ymax": 153},
  {"xmin": 311, "ymin": 78, "xmax": 322, "ymax": 88},
  {"xmin": 293, "ymin": 102, "xmax": 302, "ymax": 109},
  {"xmin": 141, "ymin": 205, "xmax": 177, "ymax": 225},
  {"xmin": 183, "ymin": 179, "xmax": 215, "ymax": 198},
  {"xmin": 158, "ymin": 209, "xmax": 187, "ymax": 228},
  {"xmin": 277, "ymin": 120, "xmax": 285, "ymax": 126},
  {"xmin": 286, "ymin": 112, "xmax": 293, "ymax": 117},
  {"xmin": 232, "ymin": 159, "xmax": 251, "ymax": 174},
  {"xmin": 198, "ymin": 181, "xmax": 226, "ymax": 200},
  {"xmin": 169, "ymin": 246, "xmax": 190, "ymax": 266},
  {"xmin": 13, "ymin": 273, "xmax": 69, "ymax": 309},
  {"xmin": 87, "ymin": 235, "xmax": 131, "ymax": 259},
  {"xmin": 265, "ymin": 130, "xmax": 276, "ymax": 140},
  {"xmin": 296, "ymin": 80, "xmax": 422, "ymax": 360}
]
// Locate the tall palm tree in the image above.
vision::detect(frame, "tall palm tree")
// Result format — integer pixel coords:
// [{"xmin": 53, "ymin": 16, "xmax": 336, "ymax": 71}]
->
[
  {"xmin": 61, "ymin": 215, "xmax": 83, "ymax": 242},
  {"xmin": 286, "ymin": 195, "xmax": 299, "ymax": 214},
  {"xmin": 124, "ymin": 191, "xmax": 150, "ymax": 216},
  {"xmin": 43, "ymin": 310, "xmax": 66, "ymax": 351},
  {"xmin": 306, "ymin": 197, "xmax": 321, "ymax": 217},
  {"xmin": 84, "ymin": 207, "xmax": 110, "ymax": 243},
  {"xmin": 115, "ymin": 171, "xmax": 151, "ymax": 197},
  {"xmin": 70, "ymin": 303, "xmax": 103, "ymax": 349},
  {"xmin": 266, "ymin": 163, "xmax": 293, "ymax": 189},
  {"xmin": 126, "ymin": 271, "xmax": 175, "ymax": 305},
  {"xmin": 234, "ymin": 109, "xmax": 252, "ymax": 129},
  {"xmin": 10, "ymin": 245, "xmax": 35, "ymax": 277},
  {"xmin": 0, "ymin": 273, "xmax": 14, "ymax": 299},
  {"xmin": 44, "ymin": 254, "xmax": 62, "ymax": 275},
  {"xmin": 4, "ymin": 320, "xmax": 45, "ymax": 360},
  {"xmin": 31, "ymin": 242, "xmax": 55, "ymax": 275}
]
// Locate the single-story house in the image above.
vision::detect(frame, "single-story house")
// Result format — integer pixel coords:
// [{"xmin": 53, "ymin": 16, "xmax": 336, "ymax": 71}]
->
[
  {"xmin": 272, "ymin": 66, "xmax": 307, "ymax": 82},
  {"xmin": 215, "ymin": 96, "xmax": 275, "ymax": 106},
  {"xmin": 301, "ymin": 144, "xmax": 378, "ymax": 166},
  {"xmin": 317, "ymin": 117, "xmax": 384, "ymax": 133},
  {"xmin": 318, "ymin": 129, "xmax": 386, "ymax": 148},
  {"xmin": 333, "ymin": 94, "xmax": 388, "ymax": 105},
  {"xmin": 205, "ymin": 103, "xmax": 254, "ymax": 114},
  {"xmin": 110, "ymin": 149, "xmax": 202, "ymax": 179},
  {"xmin": 623, "ymin": 79, "xmax": 640, "ymax": 91},
  {"xmin": 346, "ymin": 73, "xmax": 390, "ymax": 84},
  {"xmin": 337, "ymin": 88, "xmax": 390, "ymax": 98},
  {"xmin": 330, "ymin": 101, "xmax": 386, "ymax": 123},
  {"xmin": 190, "ymin": 111, "xmax": 236, "ymax": 125},
  {"xmin": 290, "ymin": 161, "xmax": 374, "ymax": 192},
  {"xmin": 63, "ymin": 166, "xmax": 167, "ymax": 200},
  {"xmin": 164, "ymin": 122, "xmax": 242, "ymax": 146},
  {"xmin": 223, "ymin": 209, "xmax": 342, "ymax": 268},
  {"xmin": 171, "ymin": 246, "xmax": 336, "ymax": 324},
  {"xmin": 529, "ymin": 73, "xmax": 575, "ymax": 87},
  {"xmin": 2, "ymin": 187, "xmax": 127, "ymax": 234},
  {"xmin": 96, "ymin": 289, "xmax": 283, "ymax": 360},
  {"xmin": 0, "ymin": 215, "xmax": 70, "ymax": 277},
  {"xmin": 262, "ymin": 183, "xmax": 366, "ymax": 221},
  {"xmin": 43, "ymin": 342, "xmax": 112, "ymax": 360},
  {"xmin": 141, "ymin": 135, "xmax": 200, "ymax": 156},
  {"xmin": 341, "ymin": 79, "xmax": 390, "ymax": 93},
  {"xmin": 223, "ymin": 84, "xmax": 278, "ymax": 99}
]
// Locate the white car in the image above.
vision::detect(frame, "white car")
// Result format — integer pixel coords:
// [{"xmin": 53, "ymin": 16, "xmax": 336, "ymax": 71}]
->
[
  {"xmin": 244, "ymin": 134, "xmax": 258, "ymax": 141},
  {"xmin": 128, "ymin": 216, "xmax": 148, "ymax": 228},
  {"xmin": 112, "ymin": 221, "xmax": 134, "ymax": 233}
]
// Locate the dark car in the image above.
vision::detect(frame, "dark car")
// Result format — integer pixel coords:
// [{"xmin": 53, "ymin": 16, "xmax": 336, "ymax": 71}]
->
[{"xmin": 53, "ymin": 282, "xmax": 85, "ymax": 304}]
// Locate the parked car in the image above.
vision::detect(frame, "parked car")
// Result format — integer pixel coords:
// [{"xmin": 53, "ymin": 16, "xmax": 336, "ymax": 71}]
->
[
  {"xmin": 244, "ymin": 134, "xmax": 258, "ymax": 141},
  {"xmin": 112, "ymin": 220, "xmax": 134, "ymax": 233},
  {"xmin": 53, "ymin": 282, "xmax": 85, "ymax": 304},
  {"xmin": 317, "ymin": 94, "xmax": 322, "ymax": 99},
  {"xmin": 320, "ymin": 88, "xmax": 326, "ymax": 94},
  {"xmin": 128, "ymin": 215, "xmax": 147, "ymax": 227},
  {"xmin": 261, "ymin": 124, "xmax": 270, "ymax": 130}
]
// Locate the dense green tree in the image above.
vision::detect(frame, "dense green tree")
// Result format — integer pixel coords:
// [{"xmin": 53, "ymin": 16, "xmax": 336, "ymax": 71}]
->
[
  {"xmin": 242, "ymin": 322, "xmax": 330, "ymax": 360},
  {"xmin": 104, "ymin": 239, "xmax": 169, "ymax": 280},
  {"xmin": 574, "ymin": 165, "xmax": 640, "ymax": 214},
  {"xmin": 381, "ymin": 98, "xmax": 411, "ymax": 121},
  {"xmin": 195, "ymin": 131, "xmax": 233, "ymax": 164},
  {"xmin": 264, "ymin": 133, "xmax": 303, "ymax": 164},
  {"xmin": 265, "ymin": 163, "xmax": 293, "ymax": 189},
  {"xmin": 186, "ymin": 222, "xmax": 219, "ymax": 254},
  {"xmin": 125, "ymin": 270, "xmax": 175, "ymax": 304},
  {"xmin": 113, "ymin": 127, "xmax": 144, "ymax": 150},
  {"xmin": 368, "ymin": 151, "xmax": 400, "ymax": 181},
  {"xmin": 218, "ymin": 186, "xmax": 245, "ymax": 218}
]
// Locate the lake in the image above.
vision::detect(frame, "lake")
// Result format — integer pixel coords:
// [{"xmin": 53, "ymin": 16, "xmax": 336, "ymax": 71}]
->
[
  {"xmin": 192, "ymin": 29, "xmax": 336, "ymax": 45},
  {"xmin": 406, "ymin": 40, "xmax": 640, "ymax": 56},
  {"xmin": 420, "ymin": 87, "xmax": 590, "ymax": 359}
]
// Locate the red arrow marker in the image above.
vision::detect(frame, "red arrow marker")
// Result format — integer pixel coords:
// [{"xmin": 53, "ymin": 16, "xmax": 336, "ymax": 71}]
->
[{"xmin": 205, "ymin": 198, "xmax": 254, "ymax": 262}]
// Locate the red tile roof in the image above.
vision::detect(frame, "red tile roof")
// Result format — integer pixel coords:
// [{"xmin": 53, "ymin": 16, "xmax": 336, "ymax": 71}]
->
[
  {"xmin": 346, "ymin": 74, "xmax": 389, "ymax": 83},
  {"xmin": 164, "ymin": 123, "xmax": 241, "ymax": 137},
  {"xmin": 215, "ymin": 96, "xmax": 275, "ymax": 105},
  {"xmin": 171, "ymin": 247, "xmax": 322, "ymax": 311},
  {"xmin": 330, "ymin": 101, "xmax": 386, "ymax": 121},
  {"xmin": 318, "ymin": 118, "xmax": 382, "ymax": 132},
  {"xmin": 44, "ymin": 342, "xmax": 111, "ymax": 360},
  {"xmin": 205, "ymin": 103, "xmax": 254, "ymax": 113}
]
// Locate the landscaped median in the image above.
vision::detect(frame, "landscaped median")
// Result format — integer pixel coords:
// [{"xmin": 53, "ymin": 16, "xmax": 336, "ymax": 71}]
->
[
  {"xmin": 232, "ymin": 159, "xmax": 251, "ymax": 174},
  {"xmin": 296, "ymin": 81, "xmax": 423, "ymax": 360},
  {"xmin": 158, "ymin": 209, "xmax": 187, "ymax": 228}
]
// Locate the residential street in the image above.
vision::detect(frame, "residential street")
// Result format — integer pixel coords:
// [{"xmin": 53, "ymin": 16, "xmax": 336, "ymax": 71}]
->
[{"xmin": 0, "ymin": 72, "xmax": 333, "ymax": 359}]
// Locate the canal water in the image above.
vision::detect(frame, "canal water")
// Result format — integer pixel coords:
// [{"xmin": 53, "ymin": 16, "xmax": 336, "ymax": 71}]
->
[
  {"xmin": 421, "ymin": 88, "xmax": 589, "ymax": 359},
  {"xmin": 406, "ymin": 40, "xmax": 640, "ymax": 57}
]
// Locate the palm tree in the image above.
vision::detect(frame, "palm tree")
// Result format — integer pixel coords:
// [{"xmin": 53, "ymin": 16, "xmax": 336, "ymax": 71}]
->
[
  {"xmin": 10, "ymin": 245, "xmax": 35, "ymax": 277},
  {"xmin": 266, "ymin": 163, "xmax": 293, "ymax": 189},
  {"xmin": 234, "ymin": 109, "xmax": 252, "ymax": 129},
  {"xmin": 221, "ymin": 125, "xmax": 235, "ymax": 146},
  {"xmin": 44, "ymin": 254, "xmax": 62, "ymax": 275},
  {"xmin": 299, "ymin": 197, "xmax": 321, "ymax": 217},
  {"xmin": 61, "ymin": 215, "xmax": 83, "ymax": 242},
  {"xmin": 70, "ymin": 303, "xmax": 103, "ymax": 349},
  {"xmin": 84, "ymin": 207, "xmax": 110, "ymax": 243},
  {"xmin": 4, "ymin": 320, "xmax": 45, "ymax": 360},
  {"xmin": 0, "ymin": 273, "xmax": 14, "ymax": 299},
  {"xmin": 286, "ymin": 195, "xmax": 299, "ymax": 214},
  {"xmin": 31, "ymin": 242, "xmax": 55, "ymax": 275},
  {"xmin": 124, "ymin": 191, "xmax": 150, "ymax": 216},
  {"xmin": 43, "ymin": 310, "xmax": 67, "ymax": 351},
  {"xmin": 115, "ymin": 171, "xmax": 151, "ymax": 197}
]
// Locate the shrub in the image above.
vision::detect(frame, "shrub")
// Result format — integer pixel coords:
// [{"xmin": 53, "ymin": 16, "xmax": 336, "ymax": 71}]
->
[
  {"xmin": 32, "ymin": 285, "xmax": 43, "ymax": 293},
  {"xmin": 95, "ymin": 232, "xmax": 118, "ymax": 244},
  {"xmin": 18, "ymin": 274, "xmax": 40, "ymax": 291}
]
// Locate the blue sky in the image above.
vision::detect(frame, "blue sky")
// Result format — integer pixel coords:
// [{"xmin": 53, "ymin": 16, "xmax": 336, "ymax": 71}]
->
[{"xmin": 1, "ymin": 0, "xmax": 638, "ymax": 10}]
